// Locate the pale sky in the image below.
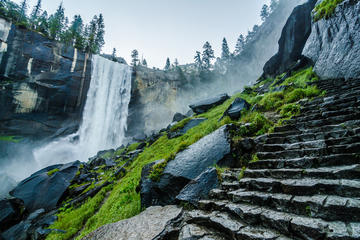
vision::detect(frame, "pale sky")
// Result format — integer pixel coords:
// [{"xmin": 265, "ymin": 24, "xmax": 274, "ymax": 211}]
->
[{"xmin": 13, "ymin": 0, "xmax": 270, "ymax": 68}]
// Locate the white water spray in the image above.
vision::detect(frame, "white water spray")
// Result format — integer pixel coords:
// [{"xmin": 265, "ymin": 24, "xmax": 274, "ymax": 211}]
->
[{"xmin": 33, "ymin": 55, "xmax": 132, "ymax": 168}]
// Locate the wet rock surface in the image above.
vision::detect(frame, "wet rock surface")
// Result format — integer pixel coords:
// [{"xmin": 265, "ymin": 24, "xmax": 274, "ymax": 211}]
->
[
  {"xmin": 303, "ymin": 0, "xmax": 360, "ymax": 80},
  {"xmin": 189, "ymin": 94, "xmax": 230, "ymax": 114},
  {"xmin": 220, "ymin": 98, "xmax": 251, "ymax": 121},
  {"xmin": 82, "ymin": 205, "xmax": 183, "ymax": 240}
]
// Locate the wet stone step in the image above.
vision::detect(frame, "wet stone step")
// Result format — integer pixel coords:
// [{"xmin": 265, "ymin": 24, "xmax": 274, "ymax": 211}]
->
[
  {"xmin": 248, "ymin": 154, "xmax": 360, "ymax": 169},
  {"xmin": 228, "ymin": 189, "xmax": 360, "ymax": 222},
  {"xmin": 237, "ymin": 177, "xmax": 360, "ymax": 198}
]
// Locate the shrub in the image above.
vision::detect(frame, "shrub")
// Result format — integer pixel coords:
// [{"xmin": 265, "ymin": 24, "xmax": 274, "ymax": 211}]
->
[{"xmin": 314, "ymin": 0, "xmax": 344, "ymax": 21}]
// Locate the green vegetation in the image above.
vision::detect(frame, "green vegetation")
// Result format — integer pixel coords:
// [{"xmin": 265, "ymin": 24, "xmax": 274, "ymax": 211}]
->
[
  {"xmin": 47, "ymin": 67, "xmax": 323, "ymax": 240},
  {"xmin": 47, "ymin": 168, "xmax": 59, "ymax": 176},
  {"xmin": 314, "ymin": 0, "xmax": 345, "ymax": 21},
  {"xmin": 0, "ymin": 135, "xmax": 22, "ymax": 143},
  {"xmin": 0, "ymin": 0, "xmax": 105, "ymax": 53}
]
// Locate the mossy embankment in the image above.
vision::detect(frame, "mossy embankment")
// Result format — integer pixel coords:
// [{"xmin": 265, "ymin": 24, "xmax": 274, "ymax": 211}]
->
[
  {"xmin": 314, "ymin": 0, "xmax": 345, "ymax": 21},
  {"xmin": 46, "ymin": 67, "xmax": 324, "ymax": 240}
]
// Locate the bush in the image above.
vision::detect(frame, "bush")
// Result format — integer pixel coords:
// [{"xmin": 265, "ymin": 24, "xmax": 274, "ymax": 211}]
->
[{"xmin": 314, "ymin": 0, "xmax": 344, "ymax": 21}]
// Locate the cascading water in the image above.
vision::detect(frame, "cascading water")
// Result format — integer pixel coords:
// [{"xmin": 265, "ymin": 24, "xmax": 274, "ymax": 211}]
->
[{"xmin": 33, "ymin": 55, "xmax": 132, "ymax": 168}]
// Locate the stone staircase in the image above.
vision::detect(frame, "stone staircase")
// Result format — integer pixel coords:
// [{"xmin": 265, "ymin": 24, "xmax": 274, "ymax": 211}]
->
[{"xmin": 158, "ymin": 78, "xmax": 360, "ymax": 240}]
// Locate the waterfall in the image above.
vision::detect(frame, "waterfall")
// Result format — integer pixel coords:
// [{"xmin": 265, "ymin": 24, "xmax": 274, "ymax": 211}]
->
[{"xmin": 33, "ymin": 55, "xmax": 132, "ymax": 167}]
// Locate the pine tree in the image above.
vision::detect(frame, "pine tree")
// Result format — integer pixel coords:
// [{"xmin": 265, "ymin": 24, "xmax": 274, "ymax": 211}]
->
[
  {"xmin": 68, "ymin": 15, "xmax": 85, "ymax": 50},
  {"xmin": 142, "ymin": 59, "xmax": 147, "ymax": 67},
  {"xmin": 48, "ymin": 3, "xmax": 65, "ymax": 40},
  {"xmin": 164, "ymin": 57, "xmax": 171, "ymax": 71},
  {"xmin": 131, "ymin": 49, "xmax": 139, "ymax": 66},
  {"xmin": 95, "ymin": 14, "xmax": 105, "ymax": 53},
  {"xmin": 260, "ymin": 4, "xmax": 269, "ymax": 21},
  {"xmin": 221, "ymin": 37, "xmax": 230, "ymax": 60},
  {"xmin": 30, "ymin": 0, "xmax": 41, "ymax": 28},
  {"xmin": 234, "ymin": 34, "xmax": 245, "ymax": 56},
  {"xmin": 111, "ymin": 48, "xmax": 117, "ymax": 61},
  {"xmin": 202, "ymin": 41, "xmax": 215, "ymax": 70},
  {"xmin": 174, "ymin": 58, "xmax": 179, "ymax": 67},
  {"xmin": 19, "ymin": 0, "xmax": 28, "ymax": 23},
  {"xmin": 86, "ymin": 15, "xmax": 98, "ymax": 53},
  {"xmin": 194, "ymin": 51, "xmax": 202, "ymax": 69},
  {"xmin": 37, "ymin": 10, "xmax": 48, "ymax": 35}
]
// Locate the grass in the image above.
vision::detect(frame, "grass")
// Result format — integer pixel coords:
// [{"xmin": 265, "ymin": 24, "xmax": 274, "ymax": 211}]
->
[
  {"xmin": 0, "ymin": 135, "xmax": 23, "ymax": 143},
  {"xmin": 47, "ymin": 168, "xmax": 60, "ymax": 177},
  {"xmin": 46, "ymin": 66, "xmax": 323, "ymax": 240},
  {"xmin": 314, "ymin": 0, "xmax": 345, "ymax": 21}
]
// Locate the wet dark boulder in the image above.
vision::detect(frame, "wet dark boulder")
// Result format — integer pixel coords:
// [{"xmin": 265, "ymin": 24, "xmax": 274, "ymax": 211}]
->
[
  {"xmin": 176, "ymin": 168, "xmax": 219, "ymax": 206},
  {"xmin": 0, "ymin": 198, "xmax": 25, "ymax": 232},
  {"xmin": 263, "ymin": 0, "xmax": 317, "ymax": 77},
  {"xmin": 168, "ymin": 118, "xmax": 206, "ymax": 139},
  {"xmin": 87, "ymin": 157, "xmax": 116, "ymax": 169},
  {"xmin": 220, "ymin": 98, "xmax": 251, "ymax": 121},
  {"xmin": 189, "ymin": 94, "xmax": 230, "ymax": 114},
  {"xmin": 140, "ymin": 125, "xmax": 238, "ymax": 208},
  {"xmin": 9, "ymin": 161, "xmax": 81, "ymax": 213},
  {"xmin": 172, "ymin": 112, "xmax": 187, "ymax": 122}
]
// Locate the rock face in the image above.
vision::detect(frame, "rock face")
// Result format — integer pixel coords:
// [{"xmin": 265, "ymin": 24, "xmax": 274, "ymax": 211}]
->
[
  {"xmin": 189, "ymin": 94, "xmax": 230, "ymax": 114},
  {"xmin": 140, "ymin": 125, "xmax": 237, "ymax": 208},
  {"xmin": 303, "ymin": 0, "xmax": 360, "ymax": 79},
  {"xmin": 0, "ymin": 198, "xmax": 24, "ymax": 232},
  {"xmin": 0, "ymin": 17, "xmax": 92, "ymax": 138},
  {"xmin": 82, "ymin": 205, "xmax": 182, "ymax": 240},
  {"xmin": 263, "ymin": 0, "xmax": 317, "ymax": 77},
  {"xmin": 221, "ymin": 98, "xmax": 251, "ymax": 121},
  {"xmin": 10, "ymin": 161, "xmax": 81, "ymax": 212}
]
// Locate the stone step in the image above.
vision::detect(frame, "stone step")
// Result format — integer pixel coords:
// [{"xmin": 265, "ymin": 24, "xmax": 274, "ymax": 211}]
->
[
  {"xmin": 234, "ymin": 177, "xmax": 360, "ymax": 198},
  {"xmin": 248, "ymin": 154, "xmax": 360, "ymax": 170},
  {"xmin": 258, "ymin": 135, "xmax": 360, "ymax": 152},
  {"xmin": 295, "ymin": 106, "xmax": 360, "ymax": 123},
  {"xmin": 301, "ymin": 99, "xmax": 360, "ymax": 115},
  {"xmin": 302, "ymin": 88, "xmax": 360, "ymax": 108},
  {"xmin": 198, "ymin": 200, "xmax": 360, "ymax": 240},
  {"xmin": 321, "ymin": 84, "xmax": 360, "ymax": 94},
  {"xmin": 228, "ymin": 189, "xmax": 360, "ymax": 222},
  {"xmin": 257, "ymin": 143, "xmax": 360, "ymax": 160},
  {"xmin": 184, "ymin": 208, "xmax": 291, "ymax": 240},
  {"xmin": 224, "ymin": 165, "xmax": 360, "ymax": 180},
  {"xmin": 264, "ymin": 128, "xmax": 358, "ymax": 145},
  {"xmin": 301, "ymin": 95, "xmax": 360, "ymax": 110},
  {"xmin": 274, "ymin": 113, "xmax": 360, "ymax": 133}
]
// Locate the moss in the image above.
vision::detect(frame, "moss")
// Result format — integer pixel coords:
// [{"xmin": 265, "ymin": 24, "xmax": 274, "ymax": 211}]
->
[
  {"xmin": 314, "ymin": 0, "xmax": 344, "ymax": 21},
  {"xmin": 280, "ymin": 67, "xmax": 318, "ymax": 88},
  {"xmin": 279, "ymin": 103, "xmax": 301, "ymax": 118},
  {"xmin": 238, "ymin": 167, "xmax": 246, "ymax": 180},
  {"xmin": 215, "ymin": 165, "xmax": 229, "ymax": 182},
  {"xmin": 170, "ymin": 118, "xmax": 191, "ymax": 132},
  {"xmin": 47, "ymin": 168, "xmax": 60, "ymax": 177},
  {"xmin": 250, "ymin": 154, "xmax": 259, "ymax": 163},
  {"xmin": 0, "ymin": 136, "xmax": 23, "ymax": 143},
  {"xmin": 127, "ymin": 142, "xmax": 141, "ymax": 152}
]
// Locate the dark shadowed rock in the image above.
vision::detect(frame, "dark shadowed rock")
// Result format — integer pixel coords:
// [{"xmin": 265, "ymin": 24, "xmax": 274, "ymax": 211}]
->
[
  {"xmin": 88, "ymin": 157, "xmax": 116, "ymax": 169},
  {"xmin": 168, "ymin": 118, "xmax": 207, "ymax": 139},
  {"xmin": 220, "ymin": 98, "xmax": 251, "ymax": 121},
  {"xmin": 172, "ymin": 112, "xmax": 187, "ymax": 122},
  {"xmin": 176, "ymin": 168, "xmax": 219, "ymax": 206},
  {"xmin": 189, "ymin": 94, "xmax": 230, "ymax": 114},
  {"xmin": 263, "ymin": 0, "xmax": 317, "ymax": 77},
  {"xmin": 141, "ymin": 125, "xmax": 237, "ymax": 208},
  {"xmin": 0, "ymin": 198, "xmax": 24, "ymax": 232},
  {"xmin": 10, "ymin": 161, "xmax": 81, "ymax": 212},
  {"xmin": 303, "ymin": 0, "xmax": 360, "ymax": 79}
]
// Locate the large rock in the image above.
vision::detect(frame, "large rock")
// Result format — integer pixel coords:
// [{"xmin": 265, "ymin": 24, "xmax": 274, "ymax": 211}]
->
[
  {"xmin": 176, "ymin": 168, "xmax": 219, "ymax": 206},
  {"xmin": 141, "ymin": 125, "xmax": 237, "ymax": 208},
  {"xmin": 82, "ymin": 205, "xmax": 182, "ymax": 240},
  {"xmin": 0, "ymin": 198, "xmax": 24, "ymax": 232},
  {"xmin": 189, "ymin": 94, "xmax": 230, "ymax": 114},
  {"xmin": 9, "ymin": 161, "xmax": 81, "ymax": 212},
  {"xmin": 303, "ymin": 0, "xmax": 360, "ymax": 79},
  {"xmin": 221, "ymin": 98, "xmax": 251, "ymax": 120},
  {"xmin": 263, "ymin": 0, "xmax": 317, "ymax": 77}
]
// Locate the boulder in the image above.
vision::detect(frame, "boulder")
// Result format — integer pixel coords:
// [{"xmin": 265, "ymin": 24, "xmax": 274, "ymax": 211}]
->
[
  {"xmin": 303, "ymin": 0, "xmax": 360, "ymax": 79},
  {"xmin": 82, "ymin": 205, "xmax": 182, "ymax": 240},
  {"xmin": 141, "ymin": 125, "xmax": 237, "ymax": 208},
  {"xmin": 176, "ymin": 168, "xmax": 219, "ymax": 206},
  {"xmin": 263, "ymin": 0, "xmax": 317, "ymax": 77},
  {"xmin": 189, "ymin": 94, "xmax": 230, "ymax": 114},
  {"xmin": 220, "ymin": 98, "xmax": 251, "ymax": 121},
  {"xmin": 0, "ymin": 198, "xmax": 24, "ymax": 232},
  {"xmin": 88, "ymin": 157, "xmax": 116, "ymax": 169},
  {"xmin": 9, "ymin": 161, "xmax": 81, "ymax": 212},
  {"xmin": 172, "ymin": 112, "xmax": 187, "ymax": 122},
  {"xmin": 168, "ymin": 118, "xmax": 206, "ymax": 139}
]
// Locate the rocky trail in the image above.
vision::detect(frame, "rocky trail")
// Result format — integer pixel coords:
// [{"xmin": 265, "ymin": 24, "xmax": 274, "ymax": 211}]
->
[{"xmin": 155, "ymin": 78, "xmax": 360, "ymax": 240}]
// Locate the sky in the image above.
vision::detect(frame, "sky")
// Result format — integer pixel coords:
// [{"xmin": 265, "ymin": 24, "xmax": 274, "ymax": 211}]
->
[{"xmin": 13, "ymin": 0, "xmax": 270, "ymax": 68}]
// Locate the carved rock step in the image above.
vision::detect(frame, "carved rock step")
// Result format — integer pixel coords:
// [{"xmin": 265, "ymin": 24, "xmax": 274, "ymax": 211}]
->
[
  {"xmin": 274, "ymin": 113, "xmax": 360, "ymax": 132},
  {"xmin": 301, "ymin": 96, "xmax": 360, "ymax": 112},
  {"xmin": 248, "ymin": 154, "xmax": 360, "ymax": 169},
  {"xmin": 264, "ymin": 128, "xmax": 359, "ymax": 145},
  {"xmin": 198, "ymin": 200, "xmax": 360, "ymax": 240},
  {"xmin": 319, "ymin": 84, "xmax": 360, "ymax": 94},
  {"xmin": 301, "ymin": 91, "xmax": 360, "ymax": 111},
  {"xmin": 257, "ymin": 143, "xmax": 360, "ymax": 160},
  {"xmin": 294, "ymin": 106, "xmax": 360, "ymax": 123},
  {"xmin": 258, "ymin": 135, "xmax": 360, "ymax": 152},
  {"xmin": 232, "ymin": 177, "xmax": 360, "ymax": 198},
  {"xmin": 184, "ymin": 208, "xmax": 292, "ymax": 240},
  {"xmin": 222, "ymin": 165, "xmax": 360, "ymax": 181},
  {"xmin": 228, "ymin": 189, "xmax": 360, "ymax": 222}
]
